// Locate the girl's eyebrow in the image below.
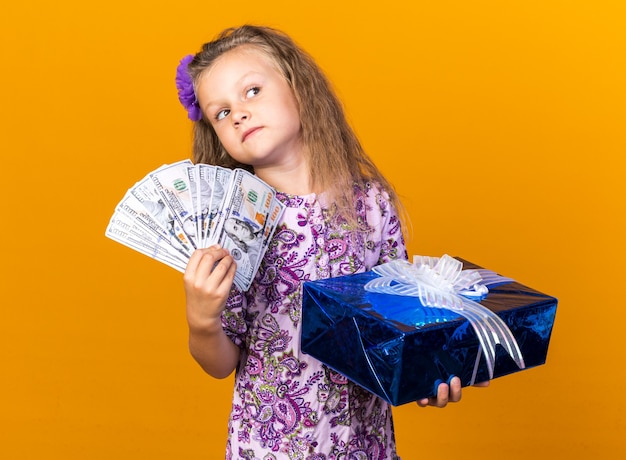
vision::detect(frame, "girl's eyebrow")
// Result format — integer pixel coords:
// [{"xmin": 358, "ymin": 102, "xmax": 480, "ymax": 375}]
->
[
  {"xmin": 201, "ymin": 99, "xmax": 219, "ymax": 116},
  {"xmin": 202, "ymin": 71, "xmax": 265, "ymax": 112},
  {"xmin": 237, "ymin": 70, "xmax": 265, "ymax": 85}
]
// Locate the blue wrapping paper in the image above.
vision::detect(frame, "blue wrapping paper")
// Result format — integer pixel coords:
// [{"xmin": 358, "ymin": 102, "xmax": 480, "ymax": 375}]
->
[{"xmin": 301, "ymin": 258, "xmax": 558, "ymax": 406}]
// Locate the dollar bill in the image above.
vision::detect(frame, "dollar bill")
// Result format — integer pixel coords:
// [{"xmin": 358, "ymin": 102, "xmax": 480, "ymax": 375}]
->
[
  {"xmin": 106, "ymin": 162, "xmax": 285, "ymax": 291},
  {"xmin": 149, "ymin": 160, "xmax": 199, "ymax": 249},
  {"xmin": 186, "ymin": 165, "xmax": 201, "ymax": 246},
  {"xmin": 105, "ymin": 212, "xmax": 187, "ymax": 272},
  {"xmin": 254, "ymin": 196, "xmax": 286, "ymax": 274},
  {"xmin": 205, "ymin": 166, "xmax": 231, "ymax": 247},
  {"xmin": 115, "ymin": 191, "xmax": 191, "ymax": 260},
  {"xmin": 215, "ymin": 169, "xmax": 285, "ymax": 290},
  {"xmin": 196, "ymin": 164, "xmax": 229, "ymax": 248},
  {"xmin": 130, "ymin": 169, "xmax": 194, "ymax": 257}
]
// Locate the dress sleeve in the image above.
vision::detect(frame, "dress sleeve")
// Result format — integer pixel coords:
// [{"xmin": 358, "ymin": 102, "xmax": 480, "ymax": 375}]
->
[
  {"xmin": 220, "ymin": 286, "xmax": 249, "ymax": 349},
  {"xmin": 362, "ymin": 182, "xmax": 408, "ymax": 268}
]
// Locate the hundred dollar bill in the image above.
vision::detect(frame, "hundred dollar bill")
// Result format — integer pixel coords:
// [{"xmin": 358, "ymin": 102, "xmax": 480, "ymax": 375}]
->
[
  {"xmin": 115, "ymin": 191, "xmax": 191, "ymax": 260},
  {"xmin": 149, "ymin": 160, "xmax": 199, "ymax": 249},
  {"xmin": 186, "ymin": 165, "xmax": 203, "ymax": 247},
  {"xmin": 130, "ymin": 171, "xmax": 194, "ymax": 257},
  {"xmin": 216, "ymin": 169, "xmax": 284, "ymax": 291},
  {"xmin": 204, "ymin": 165, "xmax": 231, "ymax": 247},
  {"xmin": 108, "ymin": 210, "xmax": 188, "ymax": 266},
  {"xmin": 194, "ymin": 164, "xmax": 214, "ymax": 248},
  {"xmin": 105, "ymin": 212, "xmax": 187, "ymax": 272},
  {"xmin": 253, "ymin": 196, "xmax": 286, "ymax": 274},
  {"xmin": 106, "ymin": 161, "xmax": 286, "ymax": 290}
]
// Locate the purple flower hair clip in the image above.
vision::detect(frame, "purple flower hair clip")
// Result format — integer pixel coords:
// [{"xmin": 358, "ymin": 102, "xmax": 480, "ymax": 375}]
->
[{"xmin": 176, "ymin": 55, "xmax": 203, "ymax": 122}]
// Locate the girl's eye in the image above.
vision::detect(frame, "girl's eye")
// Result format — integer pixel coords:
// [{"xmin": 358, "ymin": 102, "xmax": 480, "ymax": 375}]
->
[
  {"xmin": 245, "ymin": 87, "xmax": 260, "ymax": 98},
  {"xmin": 216, "ymin": 109, "xmax": 230, "ymax": 121}
]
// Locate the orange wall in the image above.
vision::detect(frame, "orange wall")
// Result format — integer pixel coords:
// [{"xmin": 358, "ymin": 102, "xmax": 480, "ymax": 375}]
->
[{"xmin": 1, "ymin": 1, "xmax": 624, "ymax": 458}]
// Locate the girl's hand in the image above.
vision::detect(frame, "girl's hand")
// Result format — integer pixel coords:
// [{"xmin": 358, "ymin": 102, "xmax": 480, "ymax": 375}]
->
[
  {"xmin": 416, "ymin": 377, "xmax": 490, "ymax": 408},
  {"xmin": 183, "ymin": 245, "xmax": 237, "ymax": 333}
]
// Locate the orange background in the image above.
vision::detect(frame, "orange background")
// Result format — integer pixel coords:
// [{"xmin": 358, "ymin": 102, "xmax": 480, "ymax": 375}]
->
[{"xmin": 1, "ymin": 1, "xmax": 624, "ymax": 458}]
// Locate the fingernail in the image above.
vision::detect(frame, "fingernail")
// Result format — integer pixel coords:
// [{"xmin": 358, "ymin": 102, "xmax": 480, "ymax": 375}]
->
[{"xmin": 433, "ymin": 379, "xmax": 443, "ymax": 395}]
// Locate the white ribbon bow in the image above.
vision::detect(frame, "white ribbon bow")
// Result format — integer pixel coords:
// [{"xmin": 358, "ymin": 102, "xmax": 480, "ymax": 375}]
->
[{"xmin": 365, "ymin": 255, "xmax": 525, "ymax": 383}]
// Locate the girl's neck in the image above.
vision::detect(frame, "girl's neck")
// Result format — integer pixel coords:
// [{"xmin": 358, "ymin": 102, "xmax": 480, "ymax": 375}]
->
[
  {"xmin": 254, "ymin": 164, "xmax": 313, "ymax": 196},
  {"xmin": 253, "ymin": 155, "xmax": 314, "ymax": 196}
]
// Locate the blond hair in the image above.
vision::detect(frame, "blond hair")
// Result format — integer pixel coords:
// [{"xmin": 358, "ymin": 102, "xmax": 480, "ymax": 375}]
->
[{"xmin": 187, "ymin": 25, "xmax": 406, "ymax": 232}]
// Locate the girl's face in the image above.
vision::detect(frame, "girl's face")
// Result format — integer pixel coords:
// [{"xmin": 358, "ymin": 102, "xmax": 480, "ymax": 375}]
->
[{"xmin": 196, "ymin": 46, "xmax": 303, "ymax": 169}]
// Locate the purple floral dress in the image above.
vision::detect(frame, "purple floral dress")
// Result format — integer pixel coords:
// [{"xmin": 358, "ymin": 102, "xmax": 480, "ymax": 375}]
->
[{"xmin": 221, "ymin": 182, "xmax": 407, "ymax": 460}]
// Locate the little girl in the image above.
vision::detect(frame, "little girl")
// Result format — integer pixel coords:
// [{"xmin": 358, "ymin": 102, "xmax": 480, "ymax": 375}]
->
[{"xmin": 179, "ymin": 25, "xmax": 469, "ymax": 459}]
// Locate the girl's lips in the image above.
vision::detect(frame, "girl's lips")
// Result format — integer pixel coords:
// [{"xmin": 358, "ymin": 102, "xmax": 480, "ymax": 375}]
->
[{"xmin": 242, "ymin": 126, "xmax": 262, "ymax": 142}]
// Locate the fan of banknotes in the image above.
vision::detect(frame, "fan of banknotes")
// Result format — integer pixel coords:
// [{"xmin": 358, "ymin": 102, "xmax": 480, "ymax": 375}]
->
[{"xmin": 105, "ymin": 159, "xmax": 286, "ymax": 291}]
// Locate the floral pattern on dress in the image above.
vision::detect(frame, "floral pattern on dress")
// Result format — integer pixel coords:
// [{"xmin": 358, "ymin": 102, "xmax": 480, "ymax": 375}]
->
[{"xmin": 221, "ymin": 183, "xmax": 407, "ymax": 460}]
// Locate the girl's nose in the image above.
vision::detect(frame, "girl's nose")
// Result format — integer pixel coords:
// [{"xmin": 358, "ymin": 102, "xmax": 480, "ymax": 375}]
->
[{"xmin": 232, "ymin": 107, "xmax": 250, "ymax": 125}]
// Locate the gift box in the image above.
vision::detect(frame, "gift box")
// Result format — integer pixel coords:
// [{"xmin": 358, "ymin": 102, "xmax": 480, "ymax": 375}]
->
[{"xmin": 301, "ymin": 256, "xmax": 558, "ymax": 406}]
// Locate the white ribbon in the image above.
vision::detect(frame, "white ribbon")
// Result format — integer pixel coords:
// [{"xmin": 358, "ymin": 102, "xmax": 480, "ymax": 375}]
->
[{"xmin": 365, "ymin": 255, "xmax": 525, "ymax": 383}]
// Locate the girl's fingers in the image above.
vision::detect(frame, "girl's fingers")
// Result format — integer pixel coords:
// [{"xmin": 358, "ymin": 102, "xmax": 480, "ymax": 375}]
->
[
  {"xmin": 185, "ymin": 246, "xmax": 236, "ymax": 294},
  {"xmin": 209, "ymin": 253, "xmax": 236, "ymax": 280},
  {"xmin": 205, "ymin": 254, "xmax": 237, "ymax": 294},
  {"xmin": 186, "ymin": 246, "xmax": 225, "ymax": 277},
  {"xmin": 416, "ymin": 377, "xmax": 461, "ymax": 408},
  {"xmin": 448, "ymin": 376, "xmax": 462, "ymax": 403},
  {"xmin": 185, "ymin": 248, "xmax": 208, "ymax": 278},
  {"xmin": 433, "ymin": 382, "xmax": 450, "ymax": 407}
]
